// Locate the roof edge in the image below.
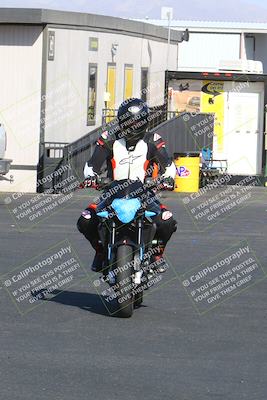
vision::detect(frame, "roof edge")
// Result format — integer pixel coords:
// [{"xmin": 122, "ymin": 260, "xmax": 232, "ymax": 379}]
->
[{"xmin": 0, "ymin": 8, "xmax": 183, "ymax": 42}]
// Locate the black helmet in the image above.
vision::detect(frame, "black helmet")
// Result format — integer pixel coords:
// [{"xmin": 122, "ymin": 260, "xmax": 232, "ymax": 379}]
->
[{"xmin": 117, "ymin": 98, "xmax": 149, "ymax": 141}]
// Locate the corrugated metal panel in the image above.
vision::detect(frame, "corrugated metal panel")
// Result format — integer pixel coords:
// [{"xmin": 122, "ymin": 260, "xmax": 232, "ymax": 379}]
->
[
  {"xmin": 178, "ymin": 32, "xmax": 240, "ymax": 70},
  {"xmin": 152, "ymin": 113, "xmax": 214, "ymax": 156}
]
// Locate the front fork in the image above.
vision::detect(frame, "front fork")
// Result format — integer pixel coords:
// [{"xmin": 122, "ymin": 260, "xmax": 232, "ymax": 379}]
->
[
  {"xmin": 105, "ymin": 218, "xmax": 145, "ymax": 264},
  {"xmin": 98, "ymin": 217, "xmax": 158, "ymax": 283}
]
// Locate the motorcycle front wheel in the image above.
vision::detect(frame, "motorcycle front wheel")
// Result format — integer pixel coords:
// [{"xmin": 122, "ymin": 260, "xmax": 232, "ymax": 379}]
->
[{"xmin": 115, "ymin": 245, "xmax": 134, "ymax": 318}]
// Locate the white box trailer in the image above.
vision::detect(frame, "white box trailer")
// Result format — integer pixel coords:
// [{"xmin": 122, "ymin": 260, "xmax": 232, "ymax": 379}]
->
[{"xmin": 166, "ymin": 71, "xmax": 267, "ymax": 177}]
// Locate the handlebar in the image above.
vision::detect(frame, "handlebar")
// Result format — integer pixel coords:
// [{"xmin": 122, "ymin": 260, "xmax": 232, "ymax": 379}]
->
[
  {"xmin": 78, "ymin": 177, "xmax": 112, "ymax": 190},
  {"xmin": 79, "ymin": 176, "xmax": 174, "ymax": 191},
  {"xmin": 144, "ymin": 177, "xmax": 174, "ymax": 191}
]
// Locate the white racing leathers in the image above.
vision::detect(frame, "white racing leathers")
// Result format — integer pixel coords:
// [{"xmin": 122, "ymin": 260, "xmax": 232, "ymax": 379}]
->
[
  {"xmin": 78, "ymin": 130, "xmax": 178, "ymax": 256},
  {"xmin": 84, "ymin": 131, "xmax": 176, "ymax": 182}
]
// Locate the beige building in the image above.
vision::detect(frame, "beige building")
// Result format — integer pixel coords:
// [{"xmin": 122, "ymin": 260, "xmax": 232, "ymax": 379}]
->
[{"xmin": 0, "ymin": 8, "xmax": 183, "ymax": 193}]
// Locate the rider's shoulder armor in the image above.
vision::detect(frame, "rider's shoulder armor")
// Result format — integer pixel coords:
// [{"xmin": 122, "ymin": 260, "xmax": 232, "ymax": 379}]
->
[
  {"xmin": 96, "ymin": 130, "xmax": 116, "ymax": 149},
  {"xmin": 145, "ymin": 132, "xmax": 166, "ymax": 150}
]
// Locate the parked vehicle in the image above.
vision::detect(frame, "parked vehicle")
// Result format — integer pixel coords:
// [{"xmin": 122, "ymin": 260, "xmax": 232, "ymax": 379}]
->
[
  {"xmin": 166, "ymin": 70, "xmax": 266, "ymax": 176},
  {"xmin": 0, "ymin": 124, "xmax": 13, "ymax": 182}
]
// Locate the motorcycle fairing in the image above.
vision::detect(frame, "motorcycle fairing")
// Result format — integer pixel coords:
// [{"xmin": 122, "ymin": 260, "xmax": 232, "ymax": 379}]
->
[{"xmin": 111, "ymin": 198, "xmax": 141, "ymax": 224}]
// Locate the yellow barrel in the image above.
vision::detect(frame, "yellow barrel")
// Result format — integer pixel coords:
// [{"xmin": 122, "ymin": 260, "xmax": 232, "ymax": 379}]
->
[{"xmin": 174, "ymin": 152, "xmax": 200, "ymax": 193}]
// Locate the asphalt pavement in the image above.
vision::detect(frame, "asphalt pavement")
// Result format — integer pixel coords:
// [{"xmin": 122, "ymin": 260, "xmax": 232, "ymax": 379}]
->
[{"xmin": 0, "ymin": 186, "xmax": 266, "ymax": 400}]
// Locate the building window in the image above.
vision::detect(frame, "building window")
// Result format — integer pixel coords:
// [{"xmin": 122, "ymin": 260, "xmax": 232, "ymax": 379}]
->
[
  {"xmin": 141, "ymin": 68, "xmax": 148, "ymax": 102},
  {"xmin": 89, "ymin": 37, "xmax": 98, "ymax": 51},
  {"xmin": 87, "ymin": 64, "xmax": 98, "ymax": 125},
  {"xmin": 105, "ymin": 63, "xmax": 116, "ymax": 122},
  {"xmin": 48, "ymin": 31, "xmax": 55, "ymax": 61},
  {"xmin": 124, "ymin": 64, "xmax": 133, "ymax": 100}
]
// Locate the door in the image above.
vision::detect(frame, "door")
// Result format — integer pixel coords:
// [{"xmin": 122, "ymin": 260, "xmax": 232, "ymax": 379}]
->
[
  {"xmin": 106, "ymin": 63, "xmax": 116, "ymax": 122},
  {"xmin": 224, "ymin": 92, "xmax": 262, "ymax": 175},
  {"xmin": 124, "ymin": 64, "xmax": 133, "ymax": 100}
]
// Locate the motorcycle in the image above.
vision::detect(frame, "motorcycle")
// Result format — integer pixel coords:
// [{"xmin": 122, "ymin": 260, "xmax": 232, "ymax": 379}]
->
[{"xmin": 81, "ymin": 177, "xmax": 167, "ymax": 318}]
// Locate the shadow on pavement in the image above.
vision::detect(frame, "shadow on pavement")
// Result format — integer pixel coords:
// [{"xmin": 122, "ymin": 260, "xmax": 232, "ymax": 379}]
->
[
  {"xmin": 40, "ymin": 289, "xmax": 117, "ymax": 317},
  {"xmin": 32, "ymin": 288, "xmax": 147, "ymax": 317}
]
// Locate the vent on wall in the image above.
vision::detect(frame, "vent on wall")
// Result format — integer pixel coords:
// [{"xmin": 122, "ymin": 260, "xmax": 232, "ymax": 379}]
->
[{"xmin": 48, "ymin": 31, "xmax": 55, "ymax": 61}]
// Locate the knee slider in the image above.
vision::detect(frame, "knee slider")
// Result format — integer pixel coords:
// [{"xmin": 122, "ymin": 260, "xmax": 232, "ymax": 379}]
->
[
  {"xmin": 161, "ymin": 211, "xmax": 177, "ymax": 233},
  {"xmin": 161, "ymin": 210, "xmax": 173, "ymax": 221},
  {"xmin": 77, "ymin": 210, "xmax": 92, "ymax": 233}
]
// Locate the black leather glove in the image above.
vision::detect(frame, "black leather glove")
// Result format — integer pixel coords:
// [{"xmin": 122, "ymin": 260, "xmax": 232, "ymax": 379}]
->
[
  {"xmin": 160, "ymin": 177, "xmax": 174, "ymax": 191},
  {"xmin": 83, "ymin": 175, "xmax": 99, "ymax": 189}
]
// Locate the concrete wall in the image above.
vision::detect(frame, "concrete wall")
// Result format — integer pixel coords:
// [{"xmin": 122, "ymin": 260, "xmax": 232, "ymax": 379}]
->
[
  {"xmin": 44, "ymin": 27, "xmax": 178, "ymax": 143},
  {"xmin": 0, "ymin": 24, "xmax": 43, "ymax": 192}
]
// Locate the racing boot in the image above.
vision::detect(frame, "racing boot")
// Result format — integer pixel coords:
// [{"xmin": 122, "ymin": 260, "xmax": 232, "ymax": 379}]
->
[
  {"xmin": 91, "ymin": 242, "xmax": 104, "ymax": 272},
  {"xmin": 151, "ymin": 245, "xmax": 168, "ymax": 274}
]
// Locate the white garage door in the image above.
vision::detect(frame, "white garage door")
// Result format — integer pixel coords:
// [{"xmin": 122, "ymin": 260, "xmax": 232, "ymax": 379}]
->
[{"xmin": 224, "ymin": 92, "xmax": 262, "ymax": 175}]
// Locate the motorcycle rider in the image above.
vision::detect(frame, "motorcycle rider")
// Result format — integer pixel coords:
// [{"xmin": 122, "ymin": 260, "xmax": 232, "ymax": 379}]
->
[{"xmin": 77, "ymin": 98, "xmax": 177, "ymax": 271}]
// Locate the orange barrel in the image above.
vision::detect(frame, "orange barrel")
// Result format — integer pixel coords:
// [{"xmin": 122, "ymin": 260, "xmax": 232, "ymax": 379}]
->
[{"xmin": 174, "ymin": 152, "xmax": 200, "ymax": 193}]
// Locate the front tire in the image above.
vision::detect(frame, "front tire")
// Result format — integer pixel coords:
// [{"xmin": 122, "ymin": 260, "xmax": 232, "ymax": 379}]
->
[{"xmin": 115, "ymin": 245, "xmax": 134, "ymax": 318}]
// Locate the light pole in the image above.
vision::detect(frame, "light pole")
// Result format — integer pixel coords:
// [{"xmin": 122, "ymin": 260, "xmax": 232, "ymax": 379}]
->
[{"xmin": 166, "ymin": 11, "xmax": 171, "ymax": 71}]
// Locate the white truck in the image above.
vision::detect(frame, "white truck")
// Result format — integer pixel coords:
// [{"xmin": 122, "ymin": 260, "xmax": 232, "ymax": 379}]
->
[
  {"xmin": 0, "ymin": 124, "xmax": 13, "ymax": 182},
  {"xmin": 166, "ymin": 69, "xmax": 267, "ymax": 177}
]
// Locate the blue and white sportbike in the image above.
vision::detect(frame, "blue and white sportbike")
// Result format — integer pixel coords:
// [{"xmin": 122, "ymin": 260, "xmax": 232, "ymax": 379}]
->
[{"xmin": 94, "ymin": 178, "xmax": 163, "ymax": 318}]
